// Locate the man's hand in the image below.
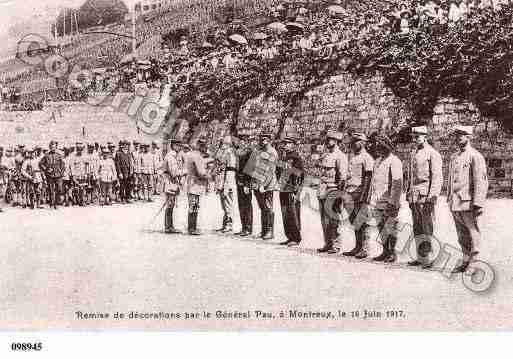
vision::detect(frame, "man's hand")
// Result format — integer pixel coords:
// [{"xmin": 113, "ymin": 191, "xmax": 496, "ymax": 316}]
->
[
  {"xmin": 258, "ymin": 185, "xmax": 265, "ymax": 193},
  {"xmin": 473, "ymin": 205, "xmax": 484, "ymax": 217},
  {"xmin": 243, "ymin": 186, "xmax": 250, "ymax": 195}
]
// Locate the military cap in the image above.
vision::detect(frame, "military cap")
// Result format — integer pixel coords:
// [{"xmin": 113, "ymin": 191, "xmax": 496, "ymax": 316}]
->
[
  {"xmin": 452, "ymin": 125, "xmax": 473, "ymax": 135},
  {"xmin": 101, "ymin": 147, "xmax": 110, "ymax": 154},
  {"xmin": 167, "ymin": 138, "xmax": 182, "ymax": 144},
  {"xmin": 326, "ymin": 131, "xmax": 344, "ymax": 141},
  {"xmin": 107, "ymin": 142, "xmax": 115, "ymax": 147},
  {"xmin": 351, "ymin": 132, "xmax": 368, "ymax": 142},
  {"xmin": 411, "ymin": 126, "xmax": 428, "ymax": 135}
]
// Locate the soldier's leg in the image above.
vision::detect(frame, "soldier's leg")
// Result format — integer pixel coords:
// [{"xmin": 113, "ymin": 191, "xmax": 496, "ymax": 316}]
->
[
  {"xmin": 460, "ymin": 210, "xmax": 481, "ymax": 262},
  {"xmin": 187, "ymin": 194, "xmax": 201, "ymax": 235},
  {"xmin": 254, "ymin": 191, "xmax": 266, "ymax": 237},
  {"xmin": 290, "ymin": 193, "xmax": 302, "ymax": 244},
  {"xmin": 318, "ymin": 198, "xmax": 328, "ymax": 247},
  {"xmin": 262, "ymin": 191, "xmax": 274, "ymax": 239},
  {"xmin": 224, "ymin": 189, "xmax": 234, "ymax": 232},
  {"xmin": 279, "ymin": 192, "xmax": 290, "ymax": 242},
  {"xmin": 236, "ymin": 186, "xmax": 246, "ymax": 234},
  {"xmin": 217, "ymin": 191, "xmax": 227, "ymax": 231}
]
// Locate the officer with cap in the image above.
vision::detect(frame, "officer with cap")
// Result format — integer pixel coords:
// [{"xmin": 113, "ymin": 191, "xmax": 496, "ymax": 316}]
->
[
  {"xmin": 447, "ymin": 125, "xmax": 488, "ymax": 273},
  {"xmin": 215, "ymin": 135, "xmax": 238, "ymax": 234},
  {"xmin": 39, "ymin": 141, "xmax": 65, "ymax": 209},
  {"xmin": 253, "ymin": 131, "xmax": 279, "ymax": 240},
  {"xmin": 151, "ymin": 142, "xmax": 162, "ymax": 195},
  {"xmin": 235, "ymin": 134, "xmax": 254, "ymax": 237},
  {"xmin": 98, "ymin": 147, "xmax": 117, "ymax": 205},
  {"xmin": 277, "ymin": 136, "xmax": 304, "ymax": 246},
  {"xmin": 185, "ymin": 137, "xmax": 213, "ymax": 235},
  {"xmin": 132, "ymin": 141, "xmax": 142, "ymax": 201},
  {"xmin": 160, "ymin": 138, "xmax": 187, "ymax": 234},
  {"xmin": 343, "ymin": 132, "xmax": 374, "ymax": 258},
  {"xmin": 140, "ymin": 144, "xmax": 155, "ymax": 202},
  {"xmin": 406, "ymin": 126, "xmax": 443, "ymax": 269},
  {"xmin": 115, "ymin": 140, "xmax": 135, "ymax": 204},
  {"xmin": 365, "ymin": 134, "xmax": 403, "ymax": 262},
  {"xmin": 317, "ymin": 131, "xmax": 348, "ymax": 254}
]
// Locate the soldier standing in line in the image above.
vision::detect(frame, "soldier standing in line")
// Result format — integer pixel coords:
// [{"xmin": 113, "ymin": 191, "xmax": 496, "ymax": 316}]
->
[
  {"xmin": 20, "ymin": 149, "xmax": 36, "ymax": 209},
  {"xmin": 161, "ymin": 138, "xmax": 187, "ymax": 234},
  {"xmin": 277, "ymin": 136, "xmax": 304, "ymax": 247},
  {"xmin": 61, "ymin": 147, "xmax": 73, "ymax": 206},
  {"xmin": 317, "ymin": 131, "xmax": 348, "ymax": 254},
  {"xmin": 447, "ymin": 125, "xmax": 488, "ymax": 273},
  {"xmin": 132, "ymin": 141, "xmax": 142, "ymax": 201},
  {"xmin": 115, "ymin": 141, "xmax": 135, "ymax": 204},
  {"xmin": 12, "ymin": 146, "xmax": 25, "ymax": 207},
  {"xmin": 85, "ymin": 144, "xmax": 100, "ymax": 205},
  {"xmin": 151, "ymin": 142, "xmax": 162, "ymax": 195},
  {"xmin": 98, "ymin": 147, "xmax": 117, "ymax": 206},
  {"xmin": 39, "ymin": 141, "xmax": 65, "ymax": 209},
  {"xmin": 365, "ymin": 135, "xmax": 403, "ymax": 263},
  {"xmin": 69, "ymin": 142, "xmax": 88, "ymax": 206},
  {"xmin": 406, "ymin": 126, "xmax": 443, "ymax": 269},
  {"xmin": 342, "ymin": 133, "xmax": 374, "ymax": 259},
  {"xmin": 185, "ymin": 137, "xmax": 213, "ymax": 235},
  {"xmin": 234, "ymin": 135, "xmax": 254, "ymax": 237},
  {"xmin": 253, "ymin": 132, "xmax": 278, "ymax": 240},
  {"xmin": 215, "ymin": 136, "xmax": 238, "ymax": 234},
  {"xmin": 140, "ymin": 144, "xmax": 155, "ymax": 202}
]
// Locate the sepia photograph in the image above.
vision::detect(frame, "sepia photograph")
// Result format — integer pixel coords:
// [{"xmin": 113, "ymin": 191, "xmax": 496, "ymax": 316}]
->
[{"xmin": 0, "ymin": 0, "xmax": 512, "ymax": 341}]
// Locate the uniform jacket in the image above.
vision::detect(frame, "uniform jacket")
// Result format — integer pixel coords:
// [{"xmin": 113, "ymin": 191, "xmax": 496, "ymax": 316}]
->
[
  {"xmin": 140, "ymin": 152, "xmax": 156, "ymax": 175},
  {"xmin": 277, "ymin": 150, "xmax": 304, "ymax": 193},
  {"xmin": 85, "ymin": 153, "xmax": 99, "ymax": 179},
  {"xmin": 69, "ymin": 154, "xmax": 88, "ymax": 180},
  {"xmin": 114, "ymin": 151, "xmax": 134, "ymax": 179},
  {"xmin": 185, "ymin": 150, "xmax": 209, "ymax": 195},
  {"xmin": 366, "ymin": 153, "xmax": 403, "ymax": 209},
  {"xmin": 447, "ymin": 144, "xmax": 488, "ymax": 211},
  {"xmin": 98, "ymin": 158, "xmax": 117, "ymax": 183},
  {"xmin": 250, "ymin": 145, "xmax": 279, "ymax": 191},
  {"xmin": 237, "ymin": 149, "xmax": 255, "ymax": 188},
  {"xmin": 39, "ymin": 151, "xmax": 65, "ymax": 179},
  {"xmin": 346, "ymin": 149, "xmax": 374, "ymax": 194},
  {"xmin": 406, "ymin": 143, "xmax": 443, "ymax": 203},
  {"xmin": 160, "ymin": 149, "xmax": 186, "ymax": 193},
  {"xmin": 217, "ymin": 146, "xmax": 237, "ymax": 191}
]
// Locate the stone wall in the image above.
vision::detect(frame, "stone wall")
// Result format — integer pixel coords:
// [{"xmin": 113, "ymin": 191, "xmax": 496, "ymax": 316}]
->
[{"xmin": 238, "ymin": 71, "xmax": 513, "ymax": 198}]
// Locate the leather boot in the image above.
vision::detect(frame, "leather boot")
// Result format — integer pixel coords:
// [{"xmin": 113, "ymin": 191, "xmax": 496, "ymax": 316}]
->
[
  {"xmin": 259, "ymin": 212, "xmax": 267, "ymax": 238},
  {"xmin": 189, "ymin": 212, "xmax": 201, "ymax": 235},
  {"xmin": 222, "ymin": 220, "xmax": 233, "ymax": 233},
  {"xmin": 262, "ymin": 212, "xmax": 274, "ymax": 240},
  {"xmin": 373, "ymin": 236, "xmax": 389, "ymax": 262},
  {"xmin": 165, "ymin": 208, "xmax": 182, "ymax": 234},
  {"xmin": 216, "ymin": 216, "xmax": 227, "ymax": 233},
  {"xmin": 384, "ymin": 236, "xmax": 397, "ymax": 263}
]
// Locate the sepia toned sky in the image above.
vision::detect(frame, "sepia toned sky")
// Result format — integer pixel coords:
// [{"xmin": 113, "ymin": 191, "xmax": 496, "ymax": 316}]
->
[{"xmin": 0, "ymin": 0, "xmax": 134, "ymax": 58}]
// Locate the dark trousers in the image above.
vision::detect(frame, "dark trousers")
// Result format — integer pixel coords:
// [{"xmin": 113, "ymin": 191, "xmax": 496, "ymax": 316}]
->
[
  {"xmin": 254, "ymin": 190, "xmax": 274, "ymax": 234},
  {"xmin": 279, "ymin": 192, "xmax": 302, "ymax": 243},
  {"xmin": 47, "ymin": 177, "xmax": 62, "ymax": 206},
  {"xmin": 119, "ymin": 177, "xmax": 131, "ymax": 201},
  {"xmin": 237, "ymin": 185, "xmax": 253, "ymax": 232},
  {"xmin": 319, "ymin": 196, "xmax": 340, "ymax": 249},
  {"xmin": 410, "ymin": 202, "xmax": 435, "ymax": 263}
]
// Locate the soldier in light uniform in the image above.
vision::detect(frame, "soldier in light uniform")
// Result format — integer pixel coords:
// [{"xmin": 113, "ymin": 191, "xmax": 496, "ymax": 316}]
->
[
  {"xmin": 406, "ymin": 126, "xmax": 443, "ymax": 269},
  {"xmin": 39, "ymin": 141, "xmax": 65, "ymax": 209},
  {"xmin": 140, "ymin": 144, "xmax": 155, "ymax": 202},
  {"xmin": 185, "ymin": 137, "xmax": 213, "ymax": 235},
  {"xmin": 85, "ymin": 144, "xmax": 100, "ymax": 205},
  {"xmin": 252, "ymin": 132, "xmax": 279, "ymax": 240},
  {"xmin": 342, "ymin": 133, "xmax": 374, "ymax": 259},
  {"xmin": 69, "ymin": 142, "xmax": 88, "ymax": 206},
  {"xmin": 12, "ymin": 146, "xmax": 25, "ymax": 207},
  {"xmin": 365, "ymin": 135, "xmax": 403, "ymax": 263},
  {"xmin": 151, "ymin": 142, "xmax": 162, "ymax": 195},
  {"xmin": 215, "ymin": 136, "xmax": 238, "ymax": 234},
  {"xmin": 316, "ymin": 131, "xmax": 348, "ymax": 254},
  {"xmin": 277, "ymin": 136, "xmax": 304, "ymax": 247},
  {"xmin": 447, "ymin": 125, "xmax": 488, "ymax": 273},
  {"xmin": 160, "ymin": 139, "xmax": 187, "ymax": 234},
  {"xmin": 98, "ymin": 147, "xmax": 117, "ymax": 206}
]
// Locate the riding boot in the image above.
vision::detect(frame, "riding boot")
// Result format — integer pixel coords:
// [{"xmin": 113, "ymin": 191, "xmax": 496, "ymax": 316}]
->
[
  {"xmin": 384, "ymin": 236, "xmax": 398, "ymax": 263},
  {"xmin": 262, "ymin": 212, "xmax": 274, "ymax": 240},
  {"xmin": 259, "ymin": 212, "xmax": 267, "ymax": 238},
  {"xmin": 373, "ymin": 236, "xmax": 390, "ymax": 261}
]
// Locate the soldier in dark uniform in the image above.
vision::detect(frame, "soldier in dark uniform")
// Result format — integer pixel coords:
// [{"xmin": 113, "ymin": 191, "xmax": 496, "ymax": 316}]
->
[
  {"xmin": 115, "ymin": 141, "xmax": 135, "ymax": 204},
  {"xmin": 39, "ymin": 141, "xmax": 65, "ymax": 209},
  {"xmin": 234, "ymin": 135, "xmax": 254, "ymax": 237},
  {"xmin": 277, "ymin": 136, "xmax": 304, "ymax": 247}
]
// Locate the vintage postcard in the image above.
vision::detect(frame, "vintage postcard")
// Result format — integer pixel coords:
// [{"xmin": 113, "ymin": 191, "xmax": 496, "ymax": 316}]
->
[{"xmin": 0, "ymin": 0, "xmax": 511, "ymax": 338}]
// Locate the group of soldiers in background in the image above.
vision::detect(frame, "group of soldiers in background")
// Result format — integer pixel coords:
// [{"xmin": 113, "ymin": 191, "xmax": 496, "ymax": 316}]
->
[
  {"xmin": 0, "ymin": 140, "xmax": 168, "ymax": 210},
  {"xmin": 161, "ymin": 124, "xmax": 488, "ymax": 274}
]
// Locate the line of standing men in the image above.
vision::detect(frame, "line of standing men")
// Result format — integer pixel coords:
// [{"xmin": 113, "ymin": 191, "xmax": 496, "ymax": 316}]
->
[{"xmin": 160, "ymin": 124, "xmax": 488, "ymax": 274}]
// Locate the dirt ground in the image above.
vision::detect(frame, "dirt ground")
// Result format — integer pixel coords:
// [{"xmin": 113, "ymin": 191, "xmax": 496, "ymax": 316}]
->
[{"xmin": 1, "ymin": 190, "xmax": 511, "ymax": 330}]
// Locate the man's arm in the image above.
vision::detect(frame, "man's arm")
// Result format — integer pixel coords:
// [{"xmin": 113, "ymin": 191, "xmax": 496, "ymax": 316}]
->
[
  {"xmin": 472, "ymin": 151, "xmax": 488, "ymax": 209},
  {"xmin": 428, "ymin": 150, "xmax": 443, "ymax": 200}
]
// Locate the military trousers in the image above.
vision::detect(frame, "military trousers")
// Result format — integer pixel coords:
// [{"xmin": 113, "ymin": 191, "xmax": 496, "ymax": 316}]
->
[
  {"xmin": 237, "ymin": 185, "xmax": 253, "ymax": 232},
  {"xmin": 219, "ymin": 188, "xmax": 235, "ymax": 224},
  {"xmin": 254, "ymin": 190, "xmax": 274, "ymax": 234},
  {"xmin": 318, "ymin": 194, "xmax": 341, "ymax": 249},
  {"xmin": 452, "ymin": 210, "xmax": 481, "ymax": 262},
  {"xmin": 410, "ymin": 202, "xmax": 435, "ymax": 264},
  {"xmin": 47, "ymin": 177, "xmax": 62, "ymax": 206},
  {"xmin": 279, "ymin": 192, "xmax": 302, "ymax": 244}
]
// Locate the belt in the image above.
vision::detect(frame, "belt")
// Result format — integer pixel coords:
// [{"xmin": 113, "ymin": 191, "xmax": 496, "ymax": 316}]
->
[{"xmin": 226, "ymin": 167, "xmax": 237, "ymax": 172}]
